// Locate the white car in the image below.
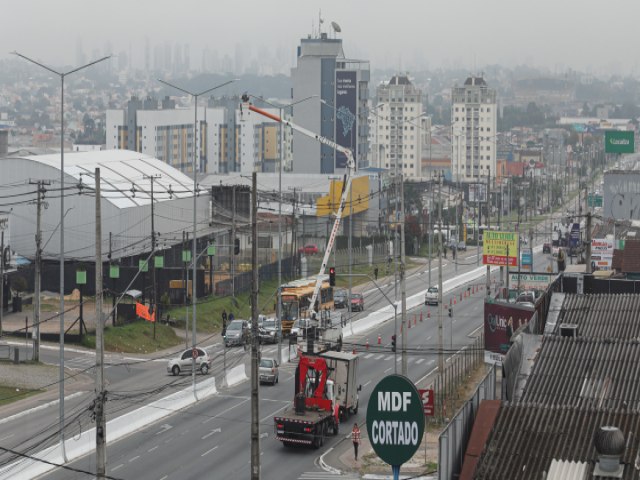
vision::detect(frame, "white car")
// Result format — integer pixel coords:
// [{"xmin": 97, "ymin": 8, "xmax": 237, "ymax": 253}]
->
[
  {"xmin": 425, "ymin": 286, "xmax": 439, "ymax": 305},
  {"xmin": 290, "ymin": 318, "xmax": 310, "ymax": 338},
  {"xmin": 167, "ymin": 348, "xmax": 211, "ymax": 376}
]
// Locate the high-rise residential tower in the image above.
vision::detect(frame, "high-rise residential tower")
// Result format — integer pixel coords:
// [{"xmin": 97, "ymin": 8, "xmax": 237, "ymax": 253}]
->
[
  {"xmin": 451, "ymin": 76, "xmax": 497, "ymax": 183},
  {"xmin": 374, "ymin": 74, "xmax": 425, "ymax": 178}
]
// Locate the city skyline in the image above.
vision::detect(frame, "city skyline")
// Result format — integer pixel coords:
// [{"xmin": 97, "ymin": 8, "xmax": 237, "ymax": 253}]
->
[{"xmin": 2, "ymin": 0, "xmax": 640, "ymax": 76}]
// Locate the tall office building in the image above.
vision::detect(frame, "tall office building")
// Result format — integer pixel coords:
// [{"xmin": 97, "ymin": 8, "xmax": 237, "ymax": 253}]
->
[
  {"xmin": 291, "ymin": 31, "xmax": 370, "ymax": 174},
  {"xmin": 451, "ymin": 76, "xmax": 497, "ymax": 183},
  {"xmin": 374, "ymin": 74, "xmax": 424, "ymax": 178}
]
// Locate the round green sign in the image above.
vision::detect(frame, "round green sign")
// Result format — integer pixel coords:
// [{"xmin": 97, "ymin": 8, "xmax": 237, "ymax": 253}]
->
[{"xmin": 365, "ymin": 374, "xmax": 425, "ymax": 466}]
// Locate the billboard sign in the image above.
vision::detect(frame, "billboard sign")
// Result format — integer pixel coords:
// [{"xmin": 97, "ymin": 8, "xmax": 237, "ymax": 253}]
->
[
  {"xmin": 334, "ymin": 71, "xmax": 357, "ymax": 169},
  {"xmin": 418, "ymin": 388, "xmax": 434, "ymax": 417},
  {"xmin": 366, "ymin": 374, "xmax": 425, "ymax": 466},
  {"xmin": 0, "ymin": 212, "xmax": 11, "ymax": 271},
  {"xmin": 484, "ymin": 301, "xmax": 535, "ymax": 364},
  {"xmin": 483, "ymin": 231, "xmax": 518, "ymax": 266},
  {"xmin": 591, "ymin": 238, "xmax": 614, "ymax": 270},
  {"xmin": 605, "ymin": 130, "xmax": 634, "ymax": 154},
  {"xmin": 508, "ymin": 273, "xmax": 553, "ymax": 290}
]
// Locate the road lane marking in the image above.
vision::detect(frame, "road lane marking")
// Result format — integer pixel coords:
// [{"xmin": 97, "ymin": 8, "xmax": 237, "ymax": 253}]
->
[
  {"xmin": 362, "ymin": 380, "xmax": 371, "ymax": 388},
  {"xmin": 201, "ymin": 446, "xmax": 219, "ymax": 457},
  {"xmin": 148, "ymin": 446, "xmax": 158, "ymax": 452},
  {"xmin": 0, "ymin": 391, "xmax": 86, "ymax": 426},
  {"xmin": 417, "ymin": 367, "xmax": 438, "ymax": 386},
  {"xmin": 129, "ymin": 455, "xmax": 140, "ymax": 462},
  {"xmin": 384, "ymin": 367, "xmax": 392, "ymax": 373},
  {"xmin": 364, "ymin": 353, "xmax": 374, "ymax": 359},
  {"xmin": 159, "ymin": 476, "xmax": 168, "ymax": 480},
  {"xmin": 467, "ymin": 324, "xmax": 483, "ymax": 337},
  {"xmin": 112, "ymin": 464, "xmax": 124, "ymax": 472},
  {"xmin": 426, "ymin": 336, "xmax": 432, "ymax": 341},
  {"xmin": 374, "ymin": 354, "xmax": 384, "ymax": 360},
  {"xmin": 203, "ymin": 398, "xmax": 249, "ymax": 424},
  {"xmin": 202, "ymin": 428, "xmax": 222, "ymax": 439},
  {"xmin": 416, "ymin": 359, "xmax": 425, "ymax": 364},
  {"xmin": 261, "ymin": 404, "xmax": 288, "ymax": 423},
  {"xmin": 0, "ymin": 433, "xmax": 14, "ymax": 442},
  {"xmin": 384, "ymin": 355, "xmax": 393, "ymax": 361}
]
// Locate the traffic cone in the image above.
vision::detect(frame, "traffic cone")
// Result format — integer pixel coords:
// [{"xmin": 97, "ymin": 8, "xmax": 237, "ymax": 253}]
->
[
  {"xmin": 454, "ymin": 298, "xmax": 457, "ymax": 305},
  {"xmin": 407, "ymin": 320, "xmax": 411, "ymax": 329},
  {"xmin": 366, "ymin": 339, "xmax": 369, "ymax": 350},
  {"xmin": 352, "ymin": 346, "xmax": 357, "ymax": 354},
  {"xmin": 378, "ymin": 334, "xmax": 382, "ymax": 345},
  {"xmin": 420, "ymin": 312, "xmax": 423, "ymax": 322},
  {"xmin": 414, "ymin": 315, "xmax": 417, "ymax": 326},
  {"xmin": 427, "ymin": 310, "xmax": 431, "ymax": 319}
]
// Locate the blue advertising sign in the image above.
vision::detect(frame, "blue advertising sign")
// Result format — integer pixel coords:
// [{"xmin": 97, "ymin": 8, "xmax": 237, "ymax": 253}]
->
[
  {"xmin": 335, "ymin": 71, "xmax": 357, "ymax": 169},
  {"xmin": 570, "ymin": 223, "xmax": 580, "ymax": 247}
]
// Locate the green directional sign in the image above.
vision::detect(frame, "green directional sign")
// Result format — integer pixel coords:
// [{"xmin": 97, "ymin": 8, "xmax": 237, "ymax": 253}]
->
[
  {"xmin": 366, "ymin": 374, "xmax": 425, "ymax": 466},
  {"xmin": 605, "ymin": 130, "xmax": 634, "ymax": 154},
  {"xmin": 76, "ymin": 270, "xmax": 87, "ymax": 285}
]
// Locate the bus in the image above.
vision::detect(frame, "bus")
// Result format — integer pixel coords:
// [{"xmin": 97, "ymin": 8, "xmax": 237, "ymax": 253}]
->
[{"xmin": 279, "ymin": 275, "xmax": 335, "ymax": 336}]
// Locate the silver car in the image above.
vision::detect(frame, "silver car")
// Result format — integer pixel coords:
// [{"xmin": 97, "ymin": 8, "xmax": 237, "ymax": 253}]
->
[
  {"xmin": 167, "ymin": 348, "xmax": 211, "ymax": 376},
  {"xmin": 224, "ymin": 319, "xmax": 249, "ymax": 347},
  {"xmin": 259, "ymin": 358, "xmax": 279, "ymax": 385},
  {"xmin": 425, "ymin": 286, "xmax": 439, "ymax": 305}
]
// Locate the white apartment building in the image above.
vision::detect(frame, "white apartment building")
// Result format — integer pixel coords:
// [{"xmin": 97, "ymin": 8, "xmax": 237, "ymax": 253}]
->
[
  {"xmin": 451, "ymin": 76, "xmax": 497, "ymax": 183},
  {"xmin": 374, "ymin": 74, "xmax": 424, "ymax": 178}
]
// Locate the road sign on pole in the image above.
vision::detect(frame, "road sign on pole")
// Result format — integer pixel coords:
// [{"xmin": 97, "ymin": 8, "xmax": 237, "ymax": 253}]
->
[
  {"xmin": 418, "ymin": 388, "xmax": 434, "ymax": 416},
  {"xmin": 366, "ymin": 374, "xmax": 425, "ymax": 473}
]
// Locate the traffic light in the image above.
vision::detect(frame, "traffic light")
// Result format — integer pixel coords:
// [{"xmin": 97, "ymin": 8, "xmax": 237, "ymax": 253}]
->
[
  {"xmin": 391, "ymin": 335, "xmax": 396, "ymax": 352},
  {"xmin": 448, "ymin": 306, "xmax": 452, "ymax": 317},
  {"xmin": 329, "ymin": 267, "xmax": 336, "ymax": 286},
  {"xmin": 234, "ymin": 238, "xmax": 240, "ymax": 255}
]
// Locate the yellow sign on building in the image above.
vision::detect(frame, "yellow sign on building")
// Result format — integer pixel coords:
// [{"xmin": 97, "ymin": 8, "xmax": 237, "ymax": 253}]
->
[
  {"xmin": 482, "ymin": 231, "xmax": 518, "ymax": 266},
  {"xmin": 316, "ymin": 176, "xmax": 369, "ymax": 217}
]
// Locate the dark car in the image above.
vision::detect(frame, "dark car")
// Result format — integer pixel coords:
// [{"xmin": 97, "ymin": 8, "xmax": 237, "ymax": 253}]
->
[
  {"xmin": 350, "ymin": 293, "xmax": 364, "ymax": 312},
  {"xmin": 334, "ymin": 288, "xmax": 348, "ymax": 308},
  {"xmin": 543, "ymin": 242, "xmax": 551, "ymax": 254},
  {"xmin": 224, "ymin": 319, "xmax": 249, "ymax": 347}
]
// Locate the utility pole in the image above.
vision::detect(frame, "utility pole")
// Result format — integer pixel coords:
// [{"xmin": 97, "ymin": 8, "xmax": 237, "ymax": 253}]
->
[
  {"xmin": 30, "ymin": 179, "xmax": 50, "ymax": 361},
  {"xmin": 348, "ymin": 184, "xmax": 353, "ymax": 326},
  {"xmin": 94, "ymin": 168, "xmax": 106, "ymax": 478},
  {"xmin": 486, "ymin": 171, "xmax": 491, "ymax": 294},
  {"xmin": 437, "ymin": 171, "xmax": 444, "ymax": 376},
  {"xmin": 400, "ymin": 173, "xmax": 407, "ymax": 376},
  {"xmin": 231, "ymin": 186, "xmax": 236, "ymax": 297},
  {"xmin": 144, "ymin": 174, "xmax": 161, "ymax": 339},
  {"xmin": 250, "ymin": 172, "xmax": 260, "ymax": 480},
  {"xmin": 586, "ymin": 211, "xmax": 592, "ymax": 274}
]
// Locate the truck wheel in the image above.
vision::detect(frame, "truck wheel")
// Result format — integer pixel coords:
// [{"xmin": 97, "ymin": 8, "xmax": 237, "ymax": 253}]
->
[
  {"xmin": 313, "ymin": 430, "xmax": 321, "ymax": 449},
  {"xmin": 353, "ymin": 400, "xmax": 359, "ymax": 415}
]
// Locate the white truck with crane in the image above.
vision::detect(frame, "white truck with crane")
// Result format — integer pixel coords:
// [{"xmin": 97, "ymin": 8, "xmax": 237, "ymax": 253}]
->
[{"xmin": 240, "ymin": 94, "xmax": 356, "ymax": 354}]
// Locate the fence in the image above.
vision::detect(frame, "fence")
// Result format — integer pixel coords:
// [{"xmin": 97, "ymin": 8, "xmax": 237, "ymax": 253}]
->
[
  {"xmin": 305, "ymin": 241, "xmax": 391, "ymax": 275},
  {"xmin": 438, "ymin": 363, "xmax": 497, "ymax": 480}
]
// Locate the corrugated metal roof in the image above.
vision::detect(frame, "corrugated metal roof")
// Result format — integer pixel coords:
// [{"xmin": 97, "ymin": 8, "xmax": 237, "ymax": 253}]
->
[
  {"xmin": 546, "ymin": 459, "xmax": 589, "ymax": 480},
  {"xmin": 520, "ymin": 336, "xmax": 640, "ymax": 409},
  {"xmin": 18, "ymin": 149, "xmax": 195, "ymax": 209},
  {"xmin": 550, "ymin": 293, "xmax": 640, "ymax": 340},
  {"xmin": 473, "ymin": 404, "xmax": 640, "ymax": 480}
]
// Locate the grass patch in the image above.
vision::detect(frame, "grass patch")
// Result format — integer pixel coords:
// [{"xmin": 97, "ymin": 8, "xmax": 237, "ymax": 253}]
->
[
  {"xmin": 81, "ymin": 320, "xmax": 182, "ymax": 354},
  {"xmin": 0, "ymin": 385, "xmax": 43, "ymax": 407},
  {"xmin": 164, "ymin": 278, "xmax": 282, "ymax": 334}
]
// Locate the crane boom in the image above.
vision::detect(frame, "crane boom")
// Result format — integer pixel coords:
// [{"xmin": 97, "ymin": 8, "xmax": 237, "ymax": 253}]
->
[{"xmin": 241, "ymin": 98, "xmax": 355, "ymax": 325}]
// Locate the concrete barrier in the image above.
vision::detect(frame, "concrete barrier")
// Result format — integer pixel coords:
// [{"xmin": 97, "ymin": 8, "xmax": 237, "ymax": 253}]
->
[
  {"xmin": 345, "ymin": 264, "xmax": 502, "ymax": 339},
  {"xmin": 0, "ymin": 377, "xmax": 218, "ymax": 480},
  {"xmin": 226, "ymin": 364, "xmax": 248, "ymax": 387}
]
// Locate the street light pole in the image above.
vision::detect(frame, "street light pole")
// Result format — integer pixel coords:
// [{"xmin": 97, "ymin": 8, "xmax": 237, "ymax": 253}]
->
[
  {"xmin": 13, "ymin": 51, "xmax": 110, "ymax": 461},
  {"xmin": 248, "ymin": 94, "xmax": 318, "ymax": 363},
  {"xmin": 158, "ymin": 78, "xmax": 236, "ymax": 395}
]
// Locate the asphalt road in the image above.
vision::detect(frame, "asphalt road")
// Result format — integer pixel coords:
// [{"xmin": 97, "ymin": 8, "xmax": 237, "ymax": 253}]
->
[{"xmin": 31, "ymin": 247, "xmax": 553, "ymax": 480}]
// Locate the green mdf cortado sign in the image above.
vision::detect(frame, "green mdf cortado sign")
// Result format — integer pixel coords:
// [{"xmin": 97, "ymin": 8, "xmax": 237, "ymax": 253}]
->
[
  {"xmin": 366, "ymin": 374, "xmax": 425, "ymax": 466},
  {"xmin": 605, "ymin": 130, "xmax": 635, "ymax": 154}
]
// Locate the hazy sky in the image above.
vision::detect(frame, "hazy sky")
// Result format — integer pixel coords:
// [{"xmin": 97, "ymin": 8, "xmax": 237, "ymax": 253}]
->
[{"xmin": 2, "ymin": 0, "xmax": 639, "ymax": 75}]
